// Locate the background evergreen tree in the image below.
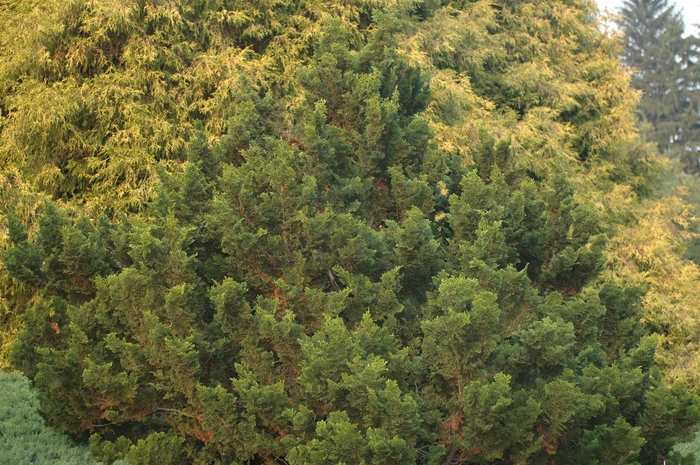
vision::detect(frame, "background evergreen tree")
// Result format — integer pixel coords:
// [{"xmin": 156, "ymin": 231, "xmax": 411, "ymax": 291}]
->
[{"xmin": 619, "ymin": 0, "xmax": 700, "ymax": 172}]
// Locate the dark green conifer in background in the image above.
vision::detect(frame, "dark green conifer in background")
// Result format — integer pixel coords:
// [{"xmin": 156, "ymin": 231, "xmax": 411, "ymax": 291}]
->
[{"xmin": 619, "ymin": 0, "xmax": 700, "ymax": 171}]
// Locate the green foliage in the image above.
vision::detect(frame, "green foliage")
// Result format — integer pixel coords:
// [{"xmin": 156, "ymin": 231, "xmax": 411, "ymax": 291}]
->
[
  {"xmin": 674, "ymin": 428, "xmax": 700, "ymax": 465},
  {"xmin": 1, "ymin": 0, "xmax": 698, "ymax": 464},
  {"xmin": 0, "ymin": 371, "xmax": 96, "ymax": 465},
  {"xmin": 90, "ymin": 431, "xmax": 183, "ymax": 465}
]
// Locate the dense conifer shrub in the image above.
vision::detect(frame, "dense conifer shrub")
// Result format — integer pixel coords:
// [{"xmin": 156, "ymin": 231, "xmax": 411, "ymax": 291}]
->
[{"xmin": 1, "ymin": 0, "xmax": 700, "ymax": 463}]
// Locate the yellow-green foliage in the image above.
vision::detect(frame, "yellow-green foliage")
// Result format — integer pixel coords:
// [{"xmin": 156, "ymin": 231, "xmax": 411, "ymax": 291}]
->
[
  {"xmin": 404, "ymin": 0, "xmax": 700, "ymax": 393},
  {"xmin": 604, "ymin": 174, "xmax": 700, "ymax": 390}
]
